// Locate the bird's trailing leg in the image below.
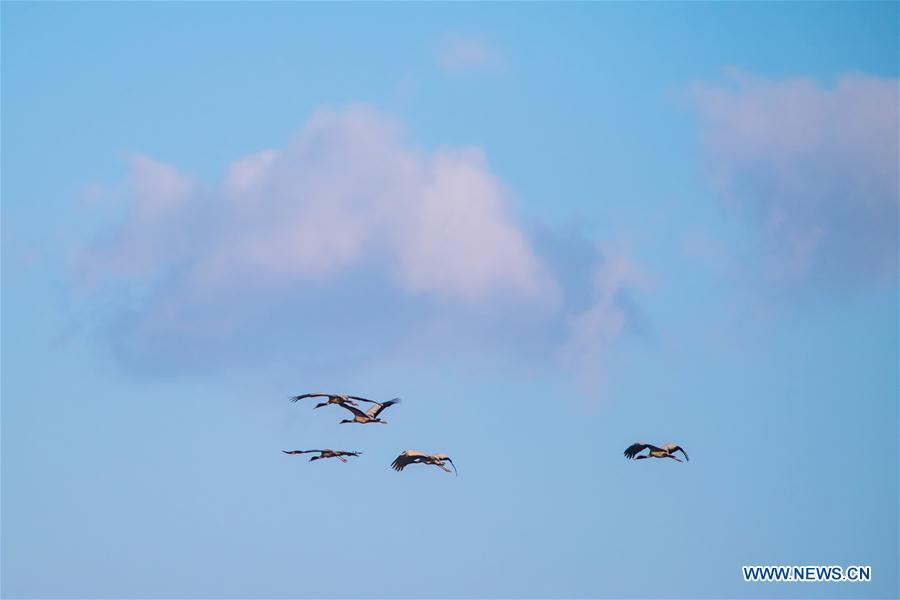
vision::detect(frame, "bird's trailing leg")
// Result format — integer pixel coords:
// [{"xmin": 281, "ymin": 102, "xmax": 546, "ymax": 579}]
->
[
  {"xmin": 665, "ymin": 455, "xmax": 683, "ymax": 462},
  {"xmin": 635, "ymin": 455, "xmax": 649, "ymax": 460},
  {"xmin": 338, "ymin": 456, "xmax": 348, "ymax": 462}
]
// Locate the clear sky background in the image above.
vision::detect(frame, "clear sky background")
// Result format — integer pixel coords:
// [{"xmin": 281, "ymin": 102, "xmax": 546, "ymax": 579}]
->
[{"xmin": 2, "ymin": 3, "xmax": 898, "ymax": 599}]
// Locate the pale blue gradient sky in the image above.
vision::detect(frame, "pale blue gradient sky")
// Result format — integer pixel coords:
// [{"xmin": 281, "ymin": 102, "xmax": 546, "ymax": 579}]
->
[{"xmin": 2, "ymin": 3, "xmax": 898, "ymax": 599}]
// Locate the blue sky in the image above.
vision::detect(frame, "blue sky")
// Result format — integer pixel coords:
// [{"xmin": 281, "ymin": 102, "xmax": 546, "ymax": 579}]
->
[{"xmin": 2, "ymin": 3, "xmax": 898, "ymax": 599}]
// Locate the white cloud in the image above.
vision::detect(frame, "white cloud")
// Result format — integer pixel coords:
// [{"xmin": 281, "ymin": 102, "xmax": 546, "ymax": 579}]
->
[
  {"xmin": 223, "ymin": 149, "xmax": 278, "ymax": 196},
  {"xmin": 85, "ymin": 105, "xmax": 552, "ymax": 305},
  {"xmin": 80, "ymin": 105, "xmax": 643, "ymax": 383},
  {"xmin": 692, "ymin": 71, "xmax": 899, "ymax": 291},
  {"xmin": 397, "ymin": 148, "xmax": 545, "ymax": 300}
]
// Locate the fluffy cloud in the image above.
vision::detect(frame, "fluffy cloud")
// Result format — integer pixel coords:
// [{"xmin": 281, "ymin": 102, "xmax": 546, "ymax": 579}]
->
[
  {"xmin": 80, "ymin": 105, "xmax": 641, "ymax": 380},
  {"xmin": 692, "ymin": 71, "xmax": 899, "ymax": 292},
  {"xmin": 85, "ymin": 106, "xmax": 551, "ymax": 304}
]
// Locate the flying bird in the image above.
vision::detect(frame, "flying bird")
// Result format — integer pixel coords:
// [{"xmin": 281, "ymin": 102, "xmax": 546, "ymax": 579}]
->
[
  {"xmin": 624, "ymin": 442, "xmax": 689, "ymax": 462},
  {"xmin": 288, "ymin": 393, "xmax": 378, "ymax": 410},
  {"xmin": 336, "ymin": 398, "xmax": 401, "ymax": 424},
  {"xmin": 282, "ymin": 449, "xmax": 362, "ymax": 463},
  {"xmin": 391, "ymin": 450, "xmax": 457, "ymax": 475}
]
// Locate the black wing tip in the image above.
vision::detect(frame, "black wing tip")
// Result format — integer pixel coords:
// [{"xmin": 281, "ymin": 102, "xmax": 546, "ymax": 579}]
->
[{"xmin": 623, "ymin": 442, "xmax": 644, "ymax": 459}]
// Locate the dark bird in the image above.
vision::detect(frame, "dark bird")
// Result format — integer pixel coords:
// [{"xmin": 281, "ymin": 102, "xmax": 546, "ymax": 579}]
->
[
  {"xmin": 288, "ymin": 393, "xmax": 379, "ymax": 410},
  {"xmin": 391, "ymin": 450, "xmax": 457, "ymax": 475},
  {"xmin": 282, "ymin": 449, "xmax": 362, "ymax": 463},
  {"xmin": 336, "ymin": 398, "xmax": 401, "ymax": 424},
  {"xmin": 624, "ymin": 442, "xmax": 689, "ymax": 462}
]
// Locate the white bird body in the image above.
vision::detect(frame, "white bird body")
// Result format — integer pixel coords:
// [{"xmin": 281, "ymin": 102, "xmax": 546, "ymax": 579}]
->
[
  {"xmin": 289, "ymin": 392, "xmax": 379, "ymax": 410},
  {"xmin": 624, "ymin": 442, "xmax": 689, "ymax": 462},
  {"xmin": 391, "ymin": 450, "xmax": 457, "ymax": 475},
  {"xmin": 282, "ymin": 449, "xmax": 362, "ymax": 463},
  {"xmin": 336, "ymin": 398, "xmax": 401, "ymax": 424}
]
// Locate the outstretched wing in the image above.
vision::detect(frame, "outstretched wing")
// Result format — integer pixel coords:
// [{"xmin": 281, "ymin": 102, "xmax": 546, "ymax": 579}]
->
[
  {"xmin": 664, "ymin": 444, "xmax": 689, "ymax": 462},
  {"xmin": 282, "ymin": 449, "xmax": 323, "ymax": 455},
  {"xmin": 367, "ymin": 398, "xmax": 401, "ymax": 418},
  {"xmin": 289, "ymin": 393, "xmax": 329, "ymax": 403},
  {"xmin": 336, "ymin": 403, "xmax": 367, "ymax": 418},
  {"xmin": 346, "ymin": 395, "xmax": 379, "ymax": 404},
  {"xmin": 391, "ymin": 450, "xmax": 427, "ymax": 471},
  {"xmin": 624, "ymin": 442, "xmax": 662, "ymax": 459}
]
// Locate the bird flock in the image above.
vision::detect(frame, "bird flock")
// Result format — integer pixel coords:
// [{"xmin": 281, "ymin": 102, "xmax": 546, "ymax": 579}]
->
[
  {"xmin": 284, "ymin": 392, "xmax": 455, "ymax": 474},
  {"xmin": 285, "ymin": 392, "xmax": 688, "ymax": 474}
]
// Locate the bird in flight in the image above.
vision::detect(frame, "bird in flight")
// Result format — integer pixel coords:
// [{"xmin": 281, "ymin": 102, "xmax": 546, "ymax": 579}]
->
[
  {"xmin": 335, "ymin": 398, "xmax": 401, "ymax": 424},
  {"xmin": 288, "ymin": 393, "xmax": 379, "ymax": 410},
  {"xmin": 282, "ymin": 449, "xmax": 362, "ymax": 463},
  {"xmin": 624, "ymin": 442, "xmax": 689, "ymax": 462},
  {"xmin": 391, "ymin": 450, "xmax": 457, "ymax": 475}
]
